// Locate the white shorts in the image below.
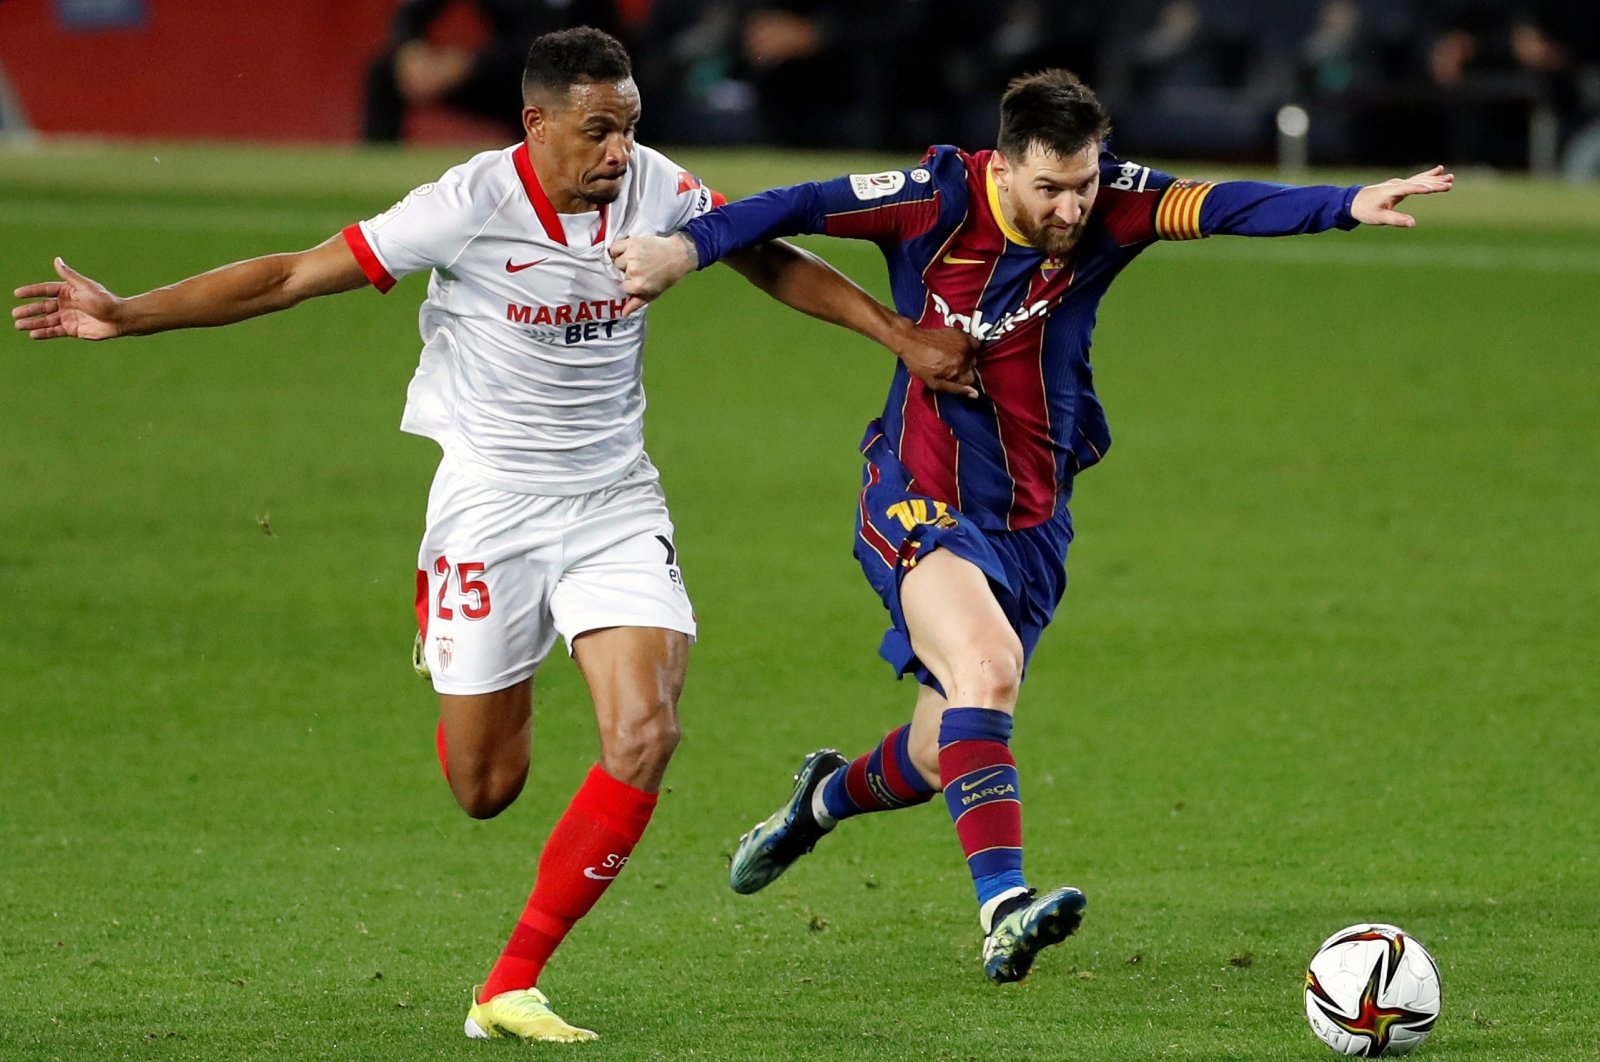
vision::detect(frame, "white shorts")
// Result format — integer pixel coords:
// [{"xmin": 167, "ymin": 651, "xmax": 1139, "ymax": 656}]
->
[{"xmin": 414, "ymin": 453, "xmax": 696, "ymax": 695}]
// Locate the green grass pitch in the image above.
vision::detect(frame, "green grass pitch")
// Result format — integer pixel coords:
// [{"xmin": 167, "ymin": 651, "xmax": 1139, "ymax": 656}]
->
[{"xmin": 3, "ymin": 143, "xmax": 1598, "ymax": 1060}]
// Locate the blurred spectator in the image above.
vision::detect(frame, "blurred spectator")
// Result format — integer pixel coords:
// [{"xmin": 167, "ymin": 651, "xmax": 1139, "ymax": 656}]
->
[
  {"xmin": 1420, "ymin": 0, "xmax": 1580, "ymax": 168},
  {"xmin": 1287, "ymin": 0, "xmax": 1431, "ymax": 165},
  {"xmin": 1096, "ymin": 0, "xmax": 1286, "ymax": 159},
  {"xmin": 1427, "ymin": 2, "xmax": 1566, "ymax": 87},
  {"xmin": 730, "ymin": 0, "xmax": 898, "ymax": 148},
  {"xmin": 1296, "ymin": 0, "xmax": 1420, "ymax": 97},
  {"xmin": 362, "ymin": 0, "xmax": 623, "ymax": 143},
  {"xmin": 630, "ymin": 1, "xmax": 755, "ymax": 144},
  {"xmin": 654, "ymin": 0, "xmax": 954, "ymax": 150},
  {"xmin": 919, "ymin": 0, "xmax": 1114, "ymax": 150},
  {"xmin": 1552, "ymin": 6, "xmax": 1600, "ymax": 179},
  {"xmin": 639, "ymin": 0, "xmax": 1110, "ymax": 152},
  {"xmin": 0, "ymin": 59, "xmax": 27, "ymax": 137},
  {"xmin": 1110, "ymin": 0, "xmax": 1270, "ymax": 99}
]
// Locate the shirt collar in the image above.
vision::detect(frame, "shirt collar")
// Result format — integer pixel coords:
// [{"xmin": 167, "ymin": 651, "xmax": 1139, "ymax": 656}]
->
[{"xmin": 985, "ymin": 159, "xmax": 1033, "ymax": 248}]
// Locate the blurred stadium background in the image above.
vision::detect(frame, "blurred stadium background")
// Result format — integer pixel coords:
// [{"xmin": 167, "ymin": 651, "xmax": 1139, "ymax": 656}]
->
[
  {"xmin": 1, "ymin": 0, "xmax": 1599, "ymax": 175},
  {"xmin": 4, "ymin": 3, "xmax": 1599, "ymax": 1061}
]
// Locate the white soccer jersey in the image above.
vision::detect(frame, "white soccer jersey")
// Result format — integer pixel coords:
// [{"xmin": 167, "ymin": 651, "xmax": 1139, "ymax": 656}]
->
[{"xmin": 342, "ymin": 142, "xmax": 723, "ymax": 495}]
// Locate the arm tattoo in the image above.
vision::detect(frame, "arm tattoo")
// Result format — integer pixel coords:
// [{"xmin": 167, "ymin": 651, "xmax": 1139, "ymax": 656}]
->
[{"xmin": 674, "ymin": 230, "xmax": 700, "ymax": 270}]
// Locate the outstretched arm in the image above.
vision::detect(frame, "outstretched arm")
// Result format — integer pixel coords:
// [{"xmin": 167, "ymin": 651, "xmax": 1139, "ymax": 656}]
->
[
  {"xmin": 721, "ymin": 240, "xmax": 978, "ymax": 398},
  {"xmin": 12, "ymin": 235, "xmax": 369, "ymax": 341},
  {"xmin": 1110, "ymin": 149, "xmax": 1457, "ymax": 243},
  {"xmin": 611, "ymin": 158, "xmax": 948, "ymax": 303}
]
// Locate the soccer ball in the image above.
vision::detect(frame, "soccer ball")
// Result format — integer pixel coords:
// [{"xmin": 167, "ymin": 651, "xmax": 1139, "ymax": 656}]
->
[{"xmin": 1304, "ymin": 923, "xmax": 1441, "ymax": 1056}]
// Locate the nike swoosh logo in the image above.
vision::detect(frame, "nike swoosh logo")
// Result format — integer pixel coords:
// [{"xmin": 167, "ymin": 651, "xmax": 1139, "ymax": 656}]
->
[
  {"xmin": 582, "ymin": 867, "xmax": 618, "ymax": 881},
  {"xmin": 960, "ymin": 769, "xmax": 1006, "ymax": 792},
  {"xmin": 506, "ymin": 258, "xmax": 547, "ymax": 272},
  {"xmin": 941, "ymin": 254, "xmax": 986, "ymax": 266}
]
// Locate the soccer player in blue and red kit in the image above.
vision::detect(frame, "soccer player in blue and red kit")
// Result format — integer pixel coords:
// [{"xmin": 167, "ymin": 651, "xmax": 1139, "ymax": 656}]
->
[{"xmin": 611, "ymin": 69, "xmax": 1452, "ymax": 983}]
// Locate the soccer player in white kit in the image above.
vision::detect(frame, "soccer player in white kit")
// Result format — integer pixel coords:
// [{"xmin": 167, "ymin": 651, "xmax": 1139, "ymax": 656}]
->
[{"xmin": 12, "ymin": 27, "xmax": 976, "ymax": 1044}]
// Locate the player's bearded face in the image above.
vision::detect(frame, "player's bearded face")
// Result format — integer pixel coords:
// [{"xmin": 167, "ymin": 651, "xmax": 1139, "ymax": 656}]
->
[
  {"xmin": 527, "ymin": 79, "xmax": 641, "ymax": 209},
  {"xmin": 1000, "ymin": 143, "xmax": 1101, "ymax": 259}
]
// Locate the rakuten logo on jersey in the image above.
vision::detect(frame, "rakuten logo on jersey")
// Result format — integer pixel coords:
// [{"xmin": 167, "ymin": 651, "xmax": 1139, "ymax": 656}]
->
[{"xmin": 930, "ymin": 292, "xmax": 1049, "ymax": 341}]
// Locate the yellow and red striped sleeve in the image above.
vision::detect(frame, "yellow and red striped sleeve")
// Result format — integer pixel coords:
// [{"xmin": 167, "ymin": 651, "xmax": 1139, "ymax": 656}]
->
[{"xmin": 1153, "ymin": 180, "xmax": 1215, "ymax": 241}]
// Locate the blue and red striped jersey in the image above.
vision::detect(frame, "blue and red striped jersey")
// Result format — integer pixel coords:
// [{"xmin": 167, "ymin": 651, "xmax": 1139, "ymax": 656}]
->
[{"xmin": 684, "ymin": 147, "xmax": 1361, "ymax": 530}]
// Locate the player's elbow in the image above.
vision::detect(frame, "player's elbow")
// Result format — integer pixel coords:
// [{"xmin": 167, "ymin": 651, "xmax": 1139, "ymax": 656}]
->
[
  {"xmin": 279, "ymin": 255, "xmax": 340, "ymax": 308},
  {"xmin": 280, "ymin": 242, "xmax": 367, "ymax": 307},
  {"xmin": 729, "ymin": 241, "xmax": 813, "ymax": 295}
]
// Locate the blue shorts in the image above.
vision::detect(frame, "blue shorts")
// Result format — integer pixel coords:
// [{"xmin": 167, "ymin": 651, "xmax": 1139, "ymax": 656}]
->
[{"xmin": 852, "ymin": 434, "xmax": 1073, "ymax": 690}]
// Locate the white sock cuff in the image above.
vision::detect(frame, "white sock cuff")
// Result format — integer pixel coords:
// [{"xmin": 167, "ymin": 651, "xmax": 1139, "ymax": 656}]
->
[
  {"xmin": 809, "ymin": 772, "xmax": 839, "ymax": 830},
  {"xmin": 980, "ymin": 886, "xmax": 1031, "ymax": 934}
]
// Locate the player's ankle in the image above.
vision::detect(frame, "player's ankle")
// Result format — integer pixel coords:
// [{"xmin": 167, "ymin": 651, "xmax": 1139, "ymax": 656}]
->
[
  {"xmin": 980, "ymin": 887, "xmax": 1032, "ymax": 933},
  {"xmin": 809, "ymin": 775, "xmax": 840, "ymax": 830}
]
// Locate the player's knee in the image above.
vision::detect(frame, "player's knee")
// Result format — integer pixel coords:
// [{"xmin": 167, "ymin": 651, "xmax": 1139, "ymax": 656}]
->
[
  {"xmin": 448, "ymin": 760, "xmax": 528, "ymax": 820},
  {"xmin": 944, "ymin": 640, "xmax": 1025, "ymax": 708}
]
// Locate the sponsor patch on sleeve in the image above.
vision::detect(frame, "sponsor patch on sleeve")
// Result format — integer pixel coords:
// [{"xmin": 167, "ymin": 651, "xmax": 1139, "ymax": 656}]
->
[
  {"xmin": 368, "ymin": 182, "xmax": 435, "ymax": 229},
  {"xmin": 1106, "ymin": 162, "xmax": 1150, "ymax": 193},
  {"xmin": 849, "ymin": 170, "xmax": 907, "ymax": 201}
]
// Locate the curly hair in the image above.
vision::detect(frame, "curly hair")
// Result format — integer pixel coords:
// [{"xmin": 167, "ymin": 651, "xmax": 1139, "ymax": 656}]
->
[{"xmin": 522, "ymin": 27, "xmax": 633, "ymax": 101}]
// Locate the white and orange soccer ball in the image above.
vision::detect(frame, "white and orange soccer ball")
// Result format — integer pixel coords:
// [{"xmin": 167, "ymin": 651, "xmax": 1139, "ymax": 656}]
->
[{"xmin": 1304, "ymin": 923, "xmax": 1441, "ymax": 1056}]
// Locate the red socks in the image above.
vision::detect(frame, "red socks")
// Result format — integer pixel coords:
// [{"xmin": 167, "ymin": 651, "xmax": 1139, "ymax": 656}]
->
[{"xmin": 478, "ymin": 764, "xmax": 658, "ymax": 1002}]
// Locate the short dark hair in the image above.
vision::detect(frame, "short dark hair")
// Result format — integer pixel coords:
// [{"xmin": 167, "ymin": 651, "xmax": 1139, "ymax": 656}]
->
[
  {"xmin": 522, "ymin": 27, "xmax": 633, "ymax": 101},
  {"xmin": 997, "ymin": 69, "xmax": 1111, "ymax": 161}
]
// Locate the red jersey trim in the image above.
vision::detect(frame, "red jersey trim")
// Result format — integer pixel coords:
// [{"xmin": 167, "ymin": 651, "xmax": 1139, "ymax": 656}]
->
[
  {"xmin": 514, "ymin": 142, "xmax": 569, "ymax": 246},
  {"xmin": 513, "ymin": 142, "xmax": 612, "ymax": 245},
  {"xmin": 414, "ymin": 568, "xmax": 430, "ymax": 637},
  {"xmin": 341, "ymin": 223, "xmax": 395, "ymax": 293},
  {"xmin": 857, "ymin": 465, "xmax": 899, "ymax": 571}
]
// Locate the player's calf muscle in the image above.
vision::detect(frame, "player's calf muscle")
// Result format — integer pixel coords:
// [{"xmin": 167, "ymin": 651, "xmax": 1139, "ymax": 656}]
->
[{"xmin": 599, "ymin": 706, "xmax": 681, "ymax": 790}]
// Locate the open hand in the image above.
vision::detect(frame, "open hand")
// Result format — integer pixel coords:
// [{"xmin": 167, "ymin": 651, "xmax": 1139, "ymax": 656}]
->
[
  {"xmin": 12, "ymin": 258, "xmax": 123, "ymax": 340},
  {"xmin": 1351, "ymin": 166, "xmax": 1454, "ymax": 228}
]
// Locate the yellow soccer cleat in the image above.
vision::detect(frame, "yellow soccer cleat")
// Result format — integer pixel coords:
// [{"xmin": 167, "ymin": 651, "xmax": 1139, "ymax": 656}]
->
[
  {"xmin": 464, "ymin": 986, "xmax": 598, "ymax": 1043},
  {"xmin": 412, "ymin": 631, "xmax": 430, "ymax": 680}
]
